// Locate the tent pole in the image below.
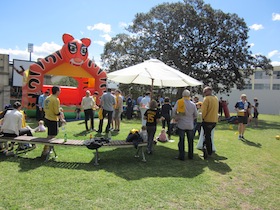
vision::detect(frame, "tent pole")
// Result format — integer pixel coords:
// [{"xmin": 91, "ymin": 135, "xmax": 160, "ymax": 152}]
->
[{"xmin": 151, "ymin": 79, "xmax": 154, "ymax": 99}]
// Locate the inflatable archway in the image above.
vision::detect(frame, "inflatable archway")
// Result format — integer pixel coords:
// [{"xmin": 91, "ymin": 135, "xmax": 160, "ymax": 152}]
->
[{"xmin": 22, "ymin": 33, "xmax": 107, "ymax": 118}]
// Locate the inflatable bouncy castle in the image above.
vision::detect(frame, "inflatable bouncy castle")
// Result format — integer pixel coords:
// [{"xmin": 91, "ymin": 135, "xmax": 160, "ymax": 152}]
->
[{"xmin": 22, "ymin": 33, "xmax": 107, "ymax": 118}]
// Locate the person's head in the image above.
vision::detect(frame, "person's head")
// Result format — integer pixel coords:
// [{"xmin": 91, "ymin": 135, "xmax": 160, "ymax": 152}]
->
[
  {"xmin": 44, "ymin": 90, "xmax": 50, "ymax": 96},
  {"xmin": 13, "ymin": 101, "xmax": 21, "ymax": 109},
  {"xmin": 141, "ymin": 125, "xmax": 147, "ymax": 131},
  {"xmin": 145, "ymin": 92, "xmax": 151, "ymax": 96},
  {"xmin": 203, "ymin": 86, "xmax": 212, "ymax": 96},
  {"xmin": 115, "ymin": 89, "xmax": 121, "ymax": 95},
  {"xmin": 52, "ymin": 86, "xmax": 61, "ymax": 96},
  {"xmin": 59, "ymin": 107, "xmax": 63, "ymax": 112},
  {"xmin": 164, "ymin": 97, "xmax": 170, "ymax": 103},
  {"xmin": 86, "ymin": 90, "xmax": 91, "ymax": 96},
  {"xmin": 254, "ymin": 98, "xmax": 258, "ymax": 102},
  {"xmin": 107, "ymin": 88, "xmax": 112, "ymax": 93},
  {"xmin": 149, "ymin": 100, "xmax": 158, "ymax": 109},
  {"xmin": 39, "ymin": 120, "xmax": 44, "ymax": 125},
  {"xmin": 196, "ymin": 101, "xmax": 203, "ymax": 109},
  {"xmin": 161, "ymin": 129, "xmax": 166, "ymax": 134},
  {"xmin": 240, "ymin": 94, "xmax": 247, "ymax": 101},
  {"xmin": 182, "ymin": 89, "xmax": 190, "ymax": 98},
  {"xmin": 193, "ymin": 96, "xmax": 199, "ymax": 103}
]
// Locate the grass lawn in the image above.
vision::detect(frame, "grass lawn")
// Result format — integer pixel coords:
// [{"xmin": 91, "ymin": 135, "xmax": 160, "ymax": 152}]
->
[{"xmin": 0, "ymin": 114, "xmax": 279, "ymax": 210}]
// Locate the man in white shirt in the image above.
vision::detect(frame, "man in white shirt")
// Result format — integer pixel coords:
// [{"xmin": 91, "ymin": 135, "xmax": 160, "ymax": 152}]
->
[
  {"xmin": 81, "ymin": 90, "xmax": 96, "ymax": 131},
  {"xmin": 1, "ymin": 101, "xmax": 33, "ymax": 154},
  {"xmin": 140, "ymin": 92, "xmax": 151, "ymax": 126}
]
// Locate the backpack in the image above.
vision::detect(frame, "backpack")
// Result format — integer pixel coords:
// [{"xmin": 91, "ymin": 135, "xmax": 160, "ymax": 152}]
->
[
  {"xmin": 0, "ymin": 108, "xmax": 13, "ymax": 120},
  {"xmin": 126, "ymin": 129, "xmax": 143, "ymax": 148}
]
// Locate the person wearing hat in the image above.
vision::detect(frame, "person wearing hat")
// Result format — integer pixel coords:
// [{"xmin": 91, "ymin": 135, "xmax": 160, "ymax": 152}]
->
[
  {"xmin": 201, "ymin": 86, "xmax": 219, "ymax": 159},
  {"xmin": 81, "ymin": 90, "xmax": 96, "ymax": 131},
  {"xmin": 235, "ymin": 93, "xmax": 251, "ymax": 139},
  {"xmin": 172, "ymin": 89, "xmax": 197, "ymax": 160},
  {"xmin": 1, "ymin": 101, "xmax": 33, "ymax": 154},
  {"xmin": 140, "ymin": 92, "xmax": 151, "ymax": 126}
]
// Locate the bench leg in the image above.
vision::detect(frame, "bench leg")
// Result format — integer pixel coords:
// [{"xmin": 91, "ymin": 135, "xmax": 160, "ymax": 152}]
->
[{"xmin": 93, "ymin": 149, "xmax": 99, "ymax": 166}]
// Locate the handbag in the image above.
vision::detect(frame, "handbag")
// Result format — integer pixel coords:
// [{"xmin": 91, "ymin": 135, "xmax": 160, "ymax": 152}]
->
[{"xmin": 98, "ymin": 108, "xmax": 103, "ymax": 120}]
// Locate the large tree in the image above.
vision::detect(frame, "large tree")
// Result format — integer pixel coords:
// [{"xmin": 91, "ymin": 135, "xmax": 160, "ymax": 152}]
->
[{"xmin": 101, "ymin": 0, "xmax": 272, "ymax": 94}]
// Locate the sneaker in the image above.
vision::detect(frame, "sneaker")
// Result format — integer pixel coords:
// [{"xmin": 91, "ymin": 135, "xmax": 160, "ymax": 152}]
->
[{"xmin": 238, "ymin": 135, "xmax": 242, "ymax": 140}]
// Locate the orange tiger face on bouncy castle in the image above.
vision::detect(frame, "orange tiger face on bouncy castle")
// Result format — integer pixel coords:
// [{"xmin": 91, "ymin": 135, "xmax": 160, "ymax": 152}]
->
[{"xmin": 21, "ymin": 33, "xmax": 107, "ymax": 111}]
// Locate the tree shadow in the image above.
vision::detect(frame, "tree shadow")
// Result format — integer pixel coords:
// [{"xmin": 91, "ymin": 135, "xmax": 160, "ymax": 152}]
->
[{"xmin": 1, "ymin": 145, "xmax": 232, "ymax": 180}]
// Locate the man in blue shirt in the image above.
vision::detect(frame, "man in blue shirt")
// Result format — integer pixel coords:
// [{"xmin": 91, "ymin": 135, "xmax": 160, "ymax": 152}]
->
[{"xmin": 38, "ymin": 90, "xmax": 50, "ymax": 120}]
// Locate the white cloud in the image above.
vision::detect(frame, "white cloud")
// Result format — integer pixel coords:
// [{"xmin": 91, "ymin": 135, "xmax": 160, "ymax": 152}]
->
[
  {"xmin": 0, "ymin": 42, "xmax": 61, "ymax": 61},
  {"xmin": 249, "ymin": 24, "xmax": 264, "ymax": 31},
  {"xmin": 101, "ymin": 34, "xmax": 112, "ymax": 42},
  {"xmin": 271, "ymin": 61, "xmax": 280, "ymax": 66},
  {"xmin": 267, "ymin": 50, "xmax": 279, "ymax": 58},
  {"xmin": 87, "ymin": 23, "xmax": 111, "ymax": 33},
  {"xmin": 93, "ymin": 40, "xmax": 106, "ymax": 47},
  {"xmin": 272, "ymin": 13, "xmax": 280, "ymax": 21}
]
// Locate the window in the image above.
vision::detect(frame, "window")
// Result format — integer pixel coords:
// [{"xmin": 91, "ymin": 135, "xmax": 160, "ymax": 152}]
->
[
  {"xmin": 254, "ymin": 83, "xmax": 270, "ymax": 90},
  {"xmin": 244, "ymin": 84, "xmax": 252, "ymax": 89},
  {"xmin": 273, "ymin": 71, "xmax": 280, "ymax": 79},
  {"xmin": 273, "ymin": 84, "xmax": 280, "ymax": 90},
  {"xmin": 255, "ymin": 71, "xmax": 263, "ymax": 79}
]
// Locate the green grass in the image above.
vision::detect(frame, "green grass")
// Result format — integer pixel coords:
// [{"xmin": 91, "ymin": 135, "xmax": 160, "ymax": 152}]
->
[{"xmin": 1, "ymin": 114, "xmax": 279, "ymax": 210}]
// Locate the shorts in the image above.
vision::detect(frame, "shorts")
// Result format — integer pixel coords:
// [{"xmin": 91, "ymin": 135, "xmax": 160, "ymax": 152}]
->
[
  {"xmin": 45, "ymin": 118, "xmax": 58, "ymax": 136},
  {"xmin": 113, "ymin": 109, "xmax": 122, "ymax": 120},
  {"xmin": 253, "ymin": 112, "xmax": 259, "ymax": 119},
  {"xmin": 238, "ymin": 116, "xmax": 248, "ymax": 124}
]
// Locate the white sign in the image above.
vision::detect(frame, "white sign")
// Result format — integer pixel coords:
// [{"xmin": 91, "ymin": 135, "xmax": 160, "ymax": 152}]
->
[{"xmin": 12, "ymin": 59, "xmax": 34, "ymax": 87}]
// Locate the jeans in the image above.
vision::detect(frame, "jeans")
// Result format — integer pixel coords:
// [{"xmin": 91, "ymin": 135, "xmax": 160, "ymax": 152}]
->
[
  {"xmin": 84, "ymin": 109, "xmax": 94, "ymax": 130},
  {"xmin": 146, "ymin": 125, "xmax": 156, "ymax": 153},
  {"xmin": 98, "ymin": 109, "xmax": 113, "ymax": 133},
  {"xmin": 202, "ymin": 122, "xmax": 216, "ymax": 156},
  {"xmin": 177, "ymin": 128, "xmax": 194, "ymax": 160}
]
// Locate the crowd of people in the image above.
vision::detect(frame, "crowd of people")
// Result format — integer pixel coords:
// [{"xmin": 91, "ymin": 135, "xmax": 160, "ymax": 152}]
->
[{"xmin": 0, "ymin": 85, "xmax": 260, "ymax": 160}]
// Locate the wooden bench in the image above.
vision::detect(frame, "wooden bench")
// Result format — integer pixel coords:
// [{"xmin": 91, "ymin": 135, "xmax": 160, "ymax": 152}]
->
[{"xmin": 0, "ymin": 135, "xmax": 147, "ymax": 165}]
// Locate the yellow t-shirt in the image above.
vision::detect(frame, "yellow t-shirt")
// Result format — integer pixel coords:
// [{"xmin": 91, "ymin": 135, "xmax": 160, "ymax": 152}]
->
[
  {"xmin": 44, "ymin": 95, "xmax": 60, "ymax": 121},
  {"xmin": 202, "ymin": 95, "xmax": 219, "ymax": 123},
  {"xmin": 20, "ymin": 110, "xmax": 27, "ymax": 128}
]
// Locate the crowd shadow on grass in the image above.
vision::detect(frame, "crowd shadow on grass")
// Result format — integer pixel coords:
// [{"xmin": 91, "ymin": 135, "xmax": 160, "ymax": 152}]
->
[{"xmin": 1, "ymin": 145, "xmax": 232, "ymax": 180}]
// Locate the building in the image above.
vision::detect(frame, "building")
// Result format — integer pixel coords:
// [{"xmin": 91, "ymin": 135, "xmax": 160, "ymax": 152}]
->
[
  {"xmin": 0, "ymin": 54, "xmax": 11, "ymax": 110},
  {"xmin": 217, "ymin": 66, "xmax": 280, "ymax": 115}
]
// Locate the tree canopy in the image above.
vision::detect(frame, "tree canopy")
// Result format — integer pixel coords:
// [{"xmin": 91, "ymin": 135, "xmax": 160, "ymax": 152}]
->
[{"xmin": 101, "ymin": 0, "xmax": 272, "ymax": 94}]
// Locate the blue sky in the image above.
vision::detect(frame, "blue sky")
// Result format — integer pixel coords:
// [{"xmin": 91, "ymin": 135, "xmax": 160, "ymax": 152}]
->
[{"xmin": 0, "ymin": 0, "xmax": 279, "ymax": 67}]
